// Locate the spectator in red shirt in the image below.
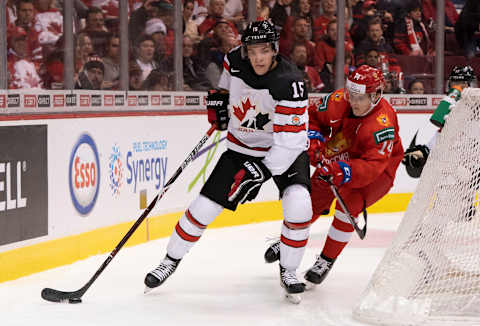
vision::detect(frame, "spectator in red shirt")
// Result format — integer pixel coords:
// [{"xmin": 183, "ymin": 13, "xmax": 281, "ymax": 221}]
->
[
  {"xmin": 33, "ymin": 0, "xmax": 63, "ymax": 47},
  {"xmin": 312, "ymin": 0, "xmax": 336, "ymax": 42},
  {"xmin": 279, "ymin": 16, "xmax": 320, "ymax": 69},
  {"xmin": 12, "ymin": 0, "xmax": 43, "ymax": 64},
  {"xmin": 393, "ymin": 0, "xmax": 431, "ymax": 56},
  {"xmin": 315, "ymin": 20, "xmax": 353, "ymax": 73},
  {"xmin": 198, "ymin": 0, "xmax": 239, "ymax": 37},
  {"xmin": 7, "ymin": 26, "xmax": 43, "ymax": 89},
  {"xmin": 422, "ymin": 0, "xmax": 458, "ymax": 33},
  {"xmin": 290, "ymin": 42, "xmax": 325, "ymax": 92}
]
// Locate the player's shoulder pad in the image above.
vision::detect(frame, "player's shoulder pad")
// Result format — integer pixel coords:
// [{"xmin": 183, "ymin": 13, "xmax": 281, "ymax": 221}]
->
[{"xmin": 268, "ymin": 58, "xmax": 308, "ymax": 101}]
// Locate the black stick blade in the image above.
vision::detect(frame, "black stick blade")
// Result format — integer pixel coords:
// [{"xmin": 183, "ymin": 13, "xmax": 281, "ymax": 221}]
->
[{"xmin": 41, "ymin": 287, "xmax": 83, "ymax": 303}]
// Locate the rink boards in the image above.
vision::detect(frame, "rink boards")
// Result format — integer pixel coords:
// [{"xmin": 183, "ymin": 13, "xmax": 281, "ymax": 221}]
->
[{"xmin": 0, "ymin": 91, "xmax": 440, "ymax": 282}]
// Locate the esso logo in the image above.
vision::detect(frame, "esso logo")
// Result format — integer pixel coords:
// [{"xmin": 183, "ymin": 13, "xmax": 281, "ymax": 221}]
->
[{"xmin": 69, "ymin": 134, "xmax": 100, "ymax": 215}]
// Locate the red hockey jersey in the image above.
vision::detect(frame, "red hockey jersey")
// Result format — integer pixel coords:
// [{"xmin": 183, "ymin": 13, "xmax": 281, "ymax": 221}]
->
[{"xmin": 309, "ymin": 89, "xmax": 404, "ymax": 188}]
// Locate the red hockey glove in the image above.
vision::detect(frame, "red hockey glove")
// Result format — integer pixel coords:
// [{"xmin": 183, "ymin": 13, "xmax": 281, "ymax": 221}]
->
[
  {"xmin": 307, "ymin": 130, "xmax": 327, "ymax": 166},
  {"xmin": 207, "ymin": 89, "xmax": 229, "ymax": 130},
  {"xmin": 317, "ymin": 161, "xmax": 352, "ymax": 187},
  {"xmin": 228, "ymin": 160, "xmax": 272, "ymax": 204}
]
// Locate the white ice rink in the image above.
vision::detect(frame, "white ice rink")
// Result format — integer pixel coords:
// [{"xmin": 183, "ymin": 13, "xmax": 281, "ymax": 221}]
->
[{"xmin": 0, "ymin": 212, "xmax": 404, "ymax": 326}]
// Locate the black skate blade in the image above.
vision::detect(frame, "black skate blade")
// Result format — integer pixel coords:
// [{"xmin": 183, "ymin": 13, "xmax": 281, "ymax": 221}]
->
[{"xmin": 41, "ymin": 287, "xmax": 83, "ymax": 303}]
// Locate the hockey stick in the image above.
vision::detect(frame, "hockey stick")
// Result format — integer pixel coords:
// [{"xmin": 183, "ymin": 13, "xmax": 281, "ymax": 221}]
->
[
  {"xmin": 317, "ymin": 173, "xmax": 367, "ymax": 240},
  {"xmin": 41, "ymin": 124, "xmax": 217, "ymax": 304}
]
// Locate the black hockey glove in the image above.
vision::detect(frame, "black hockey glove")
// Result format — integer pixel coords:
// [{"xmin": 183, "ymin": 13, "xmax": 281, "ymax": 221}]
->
[
  {"xmin": 228, "ymin": 160, "xmax": 272, "ymax": 204},
  {"xmin": 402, "ymin": 144, "xmax": 430, "ymax": 178},
  {"xmin": 207, "ymin": 89, "xmax": 229, "ymax": 131}
]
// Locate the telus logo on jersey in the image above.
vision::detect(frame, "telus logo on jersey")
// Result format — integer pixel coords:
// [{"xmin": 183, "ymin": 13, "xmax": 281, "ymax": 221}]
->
[
  {"xmin": 0, "ymin": 125, "xmax": 47, "ymax": 245},
  {"xmin": 69, "ymin": 133, "xmax": 100, "ymax": 215},
  {"xmin": 126, "ymin": 140, "xmax": 168, "ymax": 193}
]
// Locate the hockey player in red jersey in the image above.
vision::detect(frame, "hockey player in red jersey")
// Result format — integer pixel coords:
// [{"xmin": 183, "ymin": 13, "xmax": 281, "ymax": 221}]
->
[
  {"xmin": 265, "ymin": 65, "xmax": 404, "ymax": 287},
  {"xmin": 145, "ymin": 20, "xmax": 313, "ymax": 303}
]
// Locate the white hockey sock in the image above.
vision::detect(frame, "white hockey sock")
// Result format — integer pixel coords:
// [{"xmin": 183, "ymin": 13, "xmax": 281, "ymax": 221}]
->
[
  {"xmin": 166, "ymin": 194, "xmax": 223, "ymax": 260},
  {"xmin": 279, "ymin": 184, "xmax": 312, "ymax": 271}
]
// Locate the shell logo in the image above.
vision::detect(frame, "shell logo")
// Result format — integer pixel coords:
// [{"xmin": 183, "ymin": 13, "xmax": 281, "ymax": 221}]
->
[{"xmin": 69, "ymin": 134, "xmax": 100, "ymax": 215}]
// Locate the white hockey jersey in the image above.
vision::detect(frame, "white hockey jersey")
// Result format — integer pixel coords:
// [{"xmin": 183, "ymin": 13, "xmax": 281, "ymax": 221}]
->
[
  {"xmin": 218, "ymin": 48, "xmax": 309, "ymax": 175},
  {"xmin": 34, "ymin": 9, "xmax": 63, "ymax": 45}
]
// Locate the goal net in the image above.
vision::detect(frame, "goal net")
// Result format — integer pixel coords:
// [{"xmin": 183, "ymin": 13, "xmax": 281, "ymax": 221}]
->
[{"xmin": 353, "ymin": 88, "xmax": 480, "ymax": 326}]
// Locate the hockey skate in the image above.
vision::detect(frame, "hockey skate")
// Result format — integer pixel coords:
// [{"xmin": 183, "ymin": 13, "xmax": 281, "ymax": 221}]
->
[
  {"xmin": 264, "ymin": 239, "xmax": 280, "ymax": 263},
  {"xmin": 144, "ymin": 255, "xmax": 180, "ymax": 293},
  {"xmin": 304, "ymin": 254, "xmax": 336, "ymax": 290},
  {"xmin": 280, "ymin": 265, "xmax": 305, "ymax": 304}
]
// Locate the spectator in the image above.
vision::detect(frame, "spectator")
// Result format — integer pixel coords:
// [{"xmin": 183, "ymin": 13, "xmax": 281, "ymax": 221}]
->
[
  {"xmin": 314, "ymin": 20, "xmax": 352, "ymax": 74},
  {"xmin": 364, "ymin": 47, "xmax": 381, "ymax": 68},
  {"xmin": 184, "ymin": 0, "xmax": 200, "ymax": 43},
  {"xmin": 204, "ymin": 21, "xmax": 238, "ymax": 87},
  {"xmin": 408, "ymin": 79, "xmax": 425, "ymax": 94},
  {"xmin": 129, "ymin": 0, "xmax": 164, "ymax": 45},
  {"xmin": 7, "ymin": 26, "xmax": 43, "ymax": 89},
  {"xmin": 256, "ymin": 0, "xmax": 270, "ymax": 21},
  {"xmin": 197, "ymin": 19, "xmax": 235, "ymax": 68},
  {"xmin": 312, "ymin": 0, "xmax": 336, "ymax": 42},
  {"xmin": 12, "ymin": 0, "xmax": 43, "ymax": 64},
  {"xmin": 223, "ymin": 0, "xmax": 245, "ymax": 31},
  {"xmin": 145, "ymin": 18, "xmax": 168, "ymax": 66},
  {"xmin": 290, "ymin": 42, "xmax": 324, "ymax": 92},
  {"xmin": 270, "ymin": 0, "xmax": 294, "ymax": 33},
  {"xmin": 7, "ymin": 0, "xmax": 17, "ymax": 25},
  {"xmin": 198, "ymin": 0, "xmax": 238, "ymax": 37},
  {"xmin": 355, "ymin": 17, "xmax": 402, "ymax": 75},
  {"xmin": 134, "ymin": 34, "xmax": 159, "ymax": 82},
  {"xmin": 455, "ymin": 0, "xmax": 480, "ymax": 59},
  {"xmin": 44, "ymin": 50, "xmax": 64, "ymax": 89},
  {"xmin": 82, "ymin": 7, "xmax": 110, "ymax": 57},
  {"xmin": 282, "ymin": 0, "xmax": 313, "ymax": 41},
  {"xmin": 156, "ymin": 1, "xmax": 175, "ymax": 59},
  {"xmin": 183, "ymin": 35, "xmax": 212, "ymax": 91},
  {"xmin": 142, "ymin": 69, "xmax": 173, "ymax": 91},
  {"xmin": 279, "ymin": 17, "xmax": 320, "ymax": 69},
  {"xmin": 75, "ymin": 55, "xmax": 105, "ymax": 90},
  {"xmin": 75, "ymin": 32, "xmax": 94, "ymax": 74},
  {"xmin": 393, "ymin": 0, "xmax": 431, "ymax": 56},
  {"xmin": 101, "ymin": 34, "xmax": 120, "ymax": 90},
  {"xmin": 129, "ymin": 61, "xmax": 143, "ymax": 90},
  {"xmin": 422, "ymin": 0, "xmax": 458, "ymax": 33},
  {"xmin": 33, "ymin": 0, "xmax": 63, "ymax": 47},
  {"xmin": 350, "ymin": 0, "xmax": 380, "ymax": 47}
]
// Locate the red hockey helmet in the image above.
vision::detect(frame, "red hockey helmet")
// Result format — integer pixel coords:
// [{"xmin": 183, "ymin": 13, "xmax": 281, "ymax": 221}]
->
[{"xmin": 346, "ymin": 65, "xmax": 385, "ymax": 95}]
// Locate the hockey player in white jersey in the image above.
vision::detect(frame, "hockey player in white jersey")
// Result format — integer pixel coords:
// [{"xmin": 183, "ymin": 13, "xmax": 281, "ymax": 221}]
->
[{"xmin": 144, "ymin": 20, "xmax": 313, "ymax": 303}]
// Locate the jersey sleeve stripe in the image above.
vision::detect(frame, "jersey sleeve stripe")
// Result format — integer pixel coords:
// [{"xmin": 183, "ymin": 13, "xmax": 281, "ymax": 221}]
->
[
  {"xmin": 227, "ymin": 132, "xmax": 271, "ymax": 151},
  {"xmin": 175, "ymin": 223, "xmax": 201, "ymax": 242},
  {"xmin": 185, "ymin": 209, "xmax": 207, "ymax": 229},
  {"xmin": 280, "ymin": 234, "xmax": 308, "ymax": 248},
  {"xmin": 275, "ymin": 105, "xmax": 306, "ymax": 115},
  {"xmin": 283, "ymin": 220, "xmax": 311, "ymax": 230},
  {"xmin": 273, "ymin": 124, "xmax": 306, "ymax": 133}
]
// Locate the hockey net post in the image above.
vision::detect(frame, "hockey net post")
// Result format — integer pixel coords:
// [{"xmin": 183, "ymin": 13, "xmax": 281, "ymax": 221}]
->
[{"xmin": 353, "ymin": 88, "xmax": 480, "ymax": 326}]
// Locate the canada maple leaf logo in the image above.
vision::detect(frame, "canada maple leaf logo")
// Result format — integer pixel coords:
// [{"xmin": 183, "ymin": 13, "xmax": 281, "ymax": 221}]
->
[
  {"xmin": 47, "ymin": 22, "xmax": 62, "ymax": 35},
  {"xmin": 233, "ymin": 98, "xmax": 256, "ymax": 121}
]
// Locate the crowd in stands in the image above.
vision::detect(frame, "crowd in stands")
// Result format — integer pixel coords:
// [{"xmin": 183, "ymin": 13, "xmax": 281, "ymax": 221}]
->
[{"xmin": 4, "ymin": 0, "xmax": 479, "ymax": 93}]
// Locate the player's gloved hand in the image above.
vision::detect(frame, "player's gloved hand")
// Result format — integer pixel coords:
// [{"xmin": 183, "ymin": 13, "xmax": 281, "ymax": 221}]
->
[
  {"xmin": 316, "ymin": 161, "xmax": 352, "ymax": 187},
  {"xmin": 207, "ymin": 89, "xmax": 229, "ymax": 130},
  {"xmin": 307, "ymin": 130, "xmax": 327, "ymax": 166},
  {"xmin": 402, "ymin": 144, "xmax": 430, "ymax": 168},
  {"xmin": 228, "ymin": 160, "xmax": 272, "ymax": 204}
]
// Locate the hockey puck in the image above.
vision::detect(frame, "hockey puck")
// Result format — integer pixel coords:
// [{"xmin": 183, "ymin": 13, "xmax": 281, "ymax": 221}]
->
[{"xmin": 68, "ymin": 298, "xmax": 82, "ymax": 304}]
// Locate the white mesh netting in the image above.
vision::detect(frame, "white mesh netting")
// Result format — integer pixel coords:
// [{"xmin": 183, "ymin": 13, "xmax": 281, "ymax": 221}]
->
[{"xmin": 353, "ymin": 88, "xmax": 480, "ymax": 326}]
